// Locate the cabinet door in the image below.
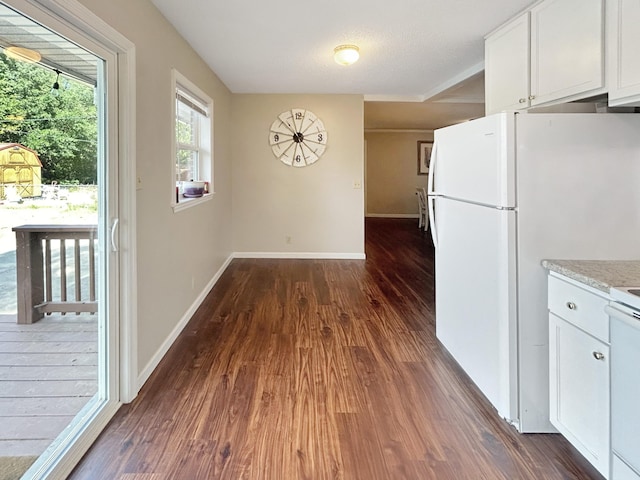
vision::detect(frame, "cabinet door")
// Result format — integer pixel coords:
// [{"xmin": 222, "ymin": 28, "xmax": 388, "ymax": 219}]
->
[
  {"xmin": 484, "ymin": 12, "xmax": 530, "ymax": 115},
  {"xmin": 530, "ymin": 0, "xmax": 604, "ymax": 106},
  {"xmin": 549, "ymin": 313, "xmax": 609, "ymax": 477},
  {"xmin": 608, "ymin": 0, "xmax": 640, "ymax": 106}
]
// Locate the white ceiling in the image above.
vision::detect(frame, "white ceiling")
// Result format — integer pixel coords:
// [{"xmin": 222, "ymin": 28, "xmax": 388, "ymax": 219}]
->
[{"xmin": 150, "ymin": 0, "xmax": 532, "ymax": 101}]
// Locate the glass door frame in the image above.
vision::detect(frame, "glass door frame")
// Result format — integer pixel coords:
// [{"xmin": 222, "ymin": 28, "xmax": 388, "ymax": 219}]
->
[{"xmin": 3, "ymin": 0, "xmax": 138, "ymax": 478}]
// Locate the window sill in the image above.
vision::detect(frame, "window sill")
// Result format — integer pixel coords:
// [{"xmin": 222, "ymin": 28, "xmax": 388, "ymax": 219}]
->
[{"xmin": 172, "ymin": 193, "xmax": 213, "ymax": 213}]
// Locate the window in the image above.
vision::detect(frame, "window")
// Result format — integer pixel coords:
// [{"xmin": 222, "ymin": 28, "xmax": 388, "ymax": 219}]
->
[{"xmin": 171, "ymin": 69, "xmax": 212, "ymax": 210}]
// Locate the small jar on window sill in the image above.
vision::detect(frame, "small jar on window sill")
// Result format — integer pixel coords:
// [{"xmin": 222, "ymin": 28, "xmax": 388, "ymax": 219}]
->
[{"xmin": 182, "ymin": 180, "xmax": 206, "ymax": 198}]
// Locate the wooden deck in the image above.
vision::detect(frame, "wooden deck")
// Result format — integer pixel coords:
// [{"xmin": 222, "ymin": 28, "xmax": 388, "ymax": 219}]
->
[{"xmin": 0, "ymin": 312, "xmax": 97, "ymax": 458}]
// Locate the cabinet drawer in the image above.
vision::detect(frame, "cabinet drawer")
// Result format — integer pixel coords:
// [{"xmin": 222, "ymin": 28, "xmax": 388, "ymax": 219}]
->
[{"xmin": 548, "ymin": 275, "xmax": 609, "ymax": 342}]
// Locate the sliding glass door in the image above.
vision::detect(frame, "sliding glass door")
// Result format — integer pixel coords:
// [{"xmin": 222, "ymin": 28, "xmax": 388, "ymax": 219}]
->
[{"xmin": 0, "ymin": 2, "xmax": 122, "ymax": 478}]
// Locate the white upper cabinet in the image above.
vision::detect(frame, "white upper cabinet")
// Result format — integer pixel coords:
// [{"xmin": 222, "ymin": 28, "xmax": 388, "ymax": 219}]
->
[
  {"xmin": 485, "ymin": 13, "xmax": 530, "ymax": 114},
  {"xmin": 530, "ymin": 0, "xmax": 605, "ymax": 106},
  {"xmin": 607, "ymin": 0, "xmax": 640, "ymax": 106},
  {"xmin": 485, "ymin": 0, "xmax": 605, "ymax": 114}
]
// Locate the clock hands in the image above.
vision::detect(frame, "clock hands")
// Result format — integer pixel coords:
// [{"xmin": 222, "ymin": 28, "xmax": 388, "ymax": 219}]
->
[
  {"xmin": 270, "ymin": 109, "xmax": 327, "ymax": 167},
  {"xmin": 277, "ymin": 111, "xmax": 297, "ymax": 135}
]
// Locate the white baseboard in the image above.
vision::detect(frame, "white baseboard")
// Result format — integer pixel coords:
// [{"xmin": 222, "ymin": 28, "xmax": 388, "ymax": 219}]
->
[
  {"xmin": 137, "ymin": 253, "xmax": 235, "ymax": 390},
  {"xmin": 233, "ymin": 252, "xmax": 366, "ymax": 260},
  {"xmin": 366, "ymin": 213, "xmax": 419, "ymax": 219}
]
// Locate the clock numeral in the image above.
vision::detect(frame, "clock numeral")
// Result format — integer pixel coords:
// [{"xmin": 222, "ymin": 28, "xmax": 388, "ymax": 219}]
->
[
  {"xmin": 295, "ymin": 112, "xmax": 303, "ymax": 120},
  {"xmin": 318, "ymin": 133, "xmax": 323, "ymax": 142},
  {"xmin": 274, "ymin": 134, "xmax": 279, "ymax": 142},
  {"xmin": 295, "ymin": 155, "xmax": 301, "ymax": 163}
]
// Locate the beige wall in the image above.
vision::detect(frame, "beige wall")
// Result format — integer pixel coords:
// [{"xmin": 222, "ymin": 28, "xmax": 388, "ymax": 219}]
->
[
  {"xmin": 79, "ymin": 0, "xmax": 234, "ymax": 375},
  {"xmin": 365, "ymin": 131, "xmax": 433, "ymax": 216},
  {"xmin": 232, "ymin": 95, "xmax": 365, "ymax": 257},
  {"xmin": 64, "ymin": 2, "xmax": 366, "ymax": 383}
]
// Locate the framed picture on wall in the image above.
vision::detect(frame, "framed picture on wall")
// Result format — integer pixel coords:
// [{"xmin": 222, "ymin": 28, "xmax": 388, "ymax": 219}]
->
[{"xmin": 417, "ymin": 141, "xmax": 433, "ymax": 175}]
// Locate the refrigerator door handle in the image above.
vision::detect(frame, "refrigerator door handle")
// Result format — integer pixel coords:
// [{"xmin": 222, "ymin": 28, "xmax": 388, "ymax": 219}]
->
[
  {"xmin": 427, "ymin": 141, "xmax": 437, "ymax": 195},
  {"xmin": 427, "ymin": 141, "xmax": 439, "ymax": 248},
  {"xmin": 427, "ymin": 194, "xmax": 438, "ymax": 248}
]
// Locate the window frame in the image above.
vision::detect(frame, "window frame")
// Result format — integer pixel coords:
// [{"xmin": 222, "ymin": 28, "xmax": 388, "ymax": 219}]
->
[
  {"xmin": 176, "ymin": 99, "xmax": 201, "ymax": 181},
  {"xmin": 171, "ymin": 69, "xmax": 213, "ymax": 212}
]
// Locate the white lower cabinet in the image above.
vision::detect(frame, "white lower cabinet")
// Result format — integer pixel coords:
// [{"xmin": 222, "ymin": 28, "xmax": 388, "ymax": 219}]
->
[
  {"xmin": 548, "ymin": 275, "xmax": 610, "ymax": 478},
  {"xmin": 613, "ymin": 454, "xmax": 640, "ymax": 480}
]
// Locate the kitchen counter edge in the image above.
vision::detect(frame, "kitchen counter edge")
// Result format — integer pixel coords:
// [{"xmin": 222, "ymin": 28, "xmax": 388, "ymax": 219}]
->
[{"xmin": 541, "ymin": 259, "xmax": 640, "ymax": 293}]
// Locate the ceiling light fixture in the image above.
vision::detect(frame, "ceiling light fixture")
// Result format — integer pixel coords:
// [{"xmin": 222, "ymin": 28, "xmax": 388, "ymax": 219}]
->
[
  {"xmin": 3, "ymin": 45, "xmax": 42, "ymax": 63},
  {"xmin": 333, "ymin": 45, "xmax": 359, "ymax": 66}
]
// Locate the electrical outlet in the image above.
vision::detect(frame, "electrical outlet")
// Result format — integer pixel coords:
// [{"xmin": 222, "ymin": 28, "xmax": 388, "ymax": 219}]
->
[
  {"xmin": 353, "ymin": 180, "xmax": 362, "ymax": 189},
  {"xmin": 136, "ymin": 176, "xmax": 143, "ymax": 190}
]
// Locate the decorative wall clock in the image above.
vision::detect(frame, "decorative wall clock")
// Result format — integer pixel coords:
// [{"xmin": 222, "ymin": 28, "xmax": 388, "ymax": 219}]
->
[{"xmin": 269, "ymin": 108, "xmax": 327, "ymax": 167}]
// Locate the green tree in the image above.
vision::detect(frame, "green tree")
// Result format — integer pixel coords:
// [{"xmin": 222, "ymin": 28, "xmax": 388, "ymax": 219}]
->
[{"xmin": 0, "ymin": 55, "xmax": 97, "ymax": 184}]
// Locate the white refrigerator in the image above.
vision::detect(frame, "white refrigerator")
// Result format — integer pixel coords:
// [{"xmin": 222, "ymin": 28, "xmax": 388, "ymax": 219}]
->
[{"xmin": 427, "ymin": 112, "xmax": 640, "ymax": 433}]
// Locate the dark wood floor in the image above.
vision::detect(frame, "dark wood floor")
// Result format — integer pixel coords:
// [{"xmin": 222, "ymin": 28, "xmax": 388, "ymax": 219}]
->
[{"xmin": 69, "ymin": 218, "xmax": 602, "ymax": 480}]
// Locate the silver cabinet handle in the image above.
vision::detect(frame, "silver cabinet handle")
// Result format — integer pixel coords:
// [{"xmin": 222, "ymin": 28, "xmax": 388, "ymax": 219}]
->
[
  {"xmin": 566, "ymin": 301, "xmax": 577, "ymax": 310},
  {"xmin": 529, "ymin": 95, "xmax": 536, "ymax": 100},
  {"xmin": 593, "ymin": 352, "xmax": 605, "ymax": 360},
  {"xmin": 519, "ymin": 98, "xmax": 527, "ymax": 104}
]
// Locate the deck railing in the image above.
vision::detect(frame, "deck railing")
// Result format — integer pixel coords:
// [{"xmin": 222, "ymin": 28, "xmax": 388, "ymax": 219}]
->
[{"xmin": 12, "ymin": 224, "xmax": 98, "ymax": 324}]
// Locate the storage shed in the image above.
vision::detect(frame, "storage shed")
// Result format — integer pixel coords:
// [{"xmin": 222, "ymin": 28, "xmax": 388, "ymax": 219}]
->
[{"xmin": 0, "ymin": 143, "xmax": 43, "ymax": 199}]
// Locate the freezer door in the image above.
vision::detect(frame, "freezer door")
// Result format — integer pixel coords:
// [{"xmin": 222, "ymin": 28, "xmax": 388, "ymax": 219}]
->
[
  {"xmin": 432, "ymin": 113, "xmax": 515, "ymax": 208},
  {"xmin": 434, "ymin": 197, "xmax": 518, "ymax": 424}
]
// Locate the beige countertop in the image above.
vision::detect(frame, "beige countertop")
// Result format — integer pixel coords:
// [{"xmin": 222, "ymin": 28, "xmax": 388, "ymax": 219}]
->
[{"xmin": 541, "ymin": 259, "xmax": 640, "ymax": 293}]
